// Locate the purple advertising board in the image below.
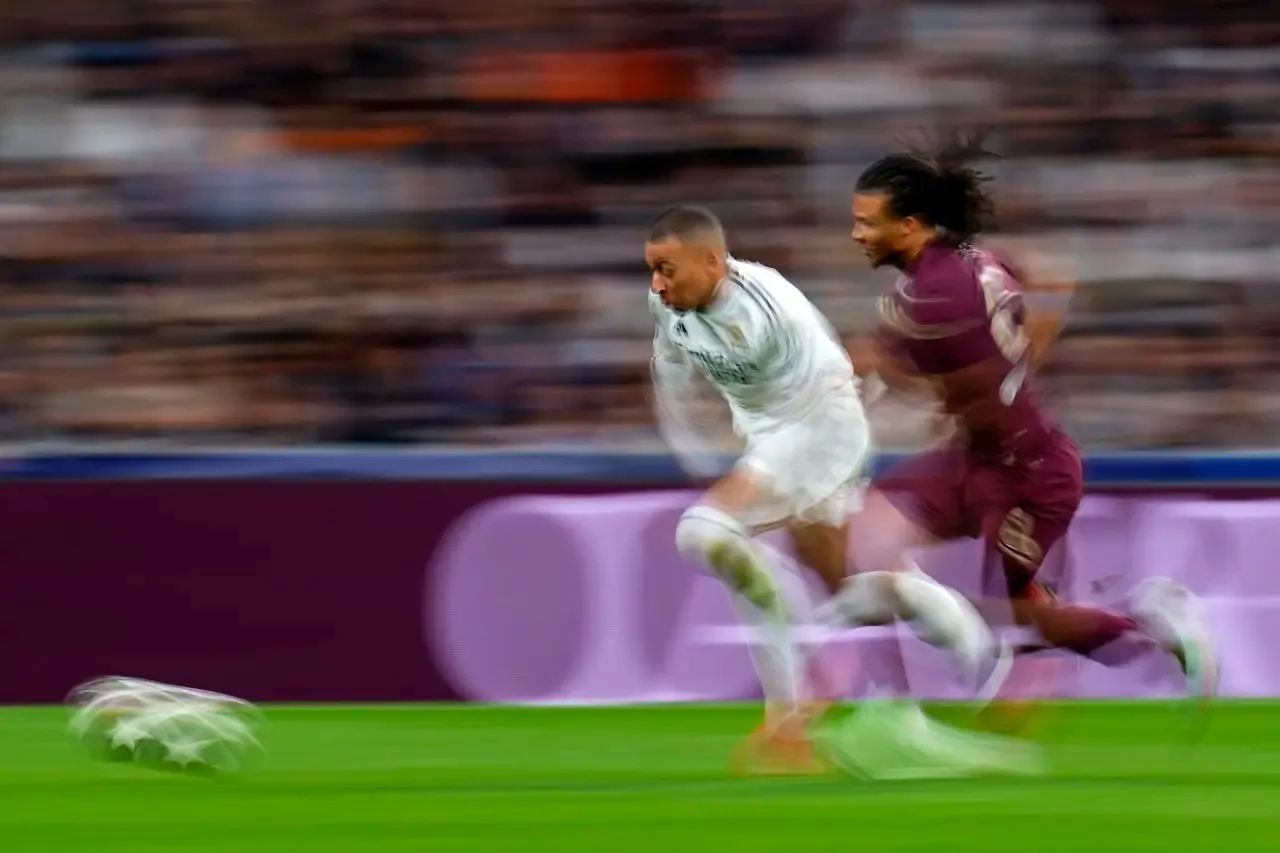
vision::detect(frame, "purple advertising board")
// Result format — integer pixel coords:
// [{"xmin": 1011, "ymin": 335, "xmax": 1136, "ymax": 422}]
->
[
  {"xmin": 0, "ymin": 481, "xmax": 631, "ymax": 705},
  {"xmin": 430, "ymin": 490, "xmax": 1280, "ymax": 704},
  {"xmin": 1, "ymin": 479, "xmax": 1277, "ymax": 706}
]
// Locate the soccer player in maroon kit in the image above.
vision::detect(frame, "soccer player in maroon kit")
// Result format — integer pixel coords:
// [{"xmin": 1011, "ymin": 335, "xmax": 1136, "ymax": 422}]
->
[{"xmin": 823, "ymin": 132, "xmax": 1218, "ymax": 750}]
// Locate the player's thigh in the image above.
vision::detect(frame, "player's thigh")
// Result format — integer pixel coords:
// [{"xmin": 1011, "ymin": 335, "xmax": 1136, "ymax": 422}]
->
[
  {"xmin": 702, "ymin": 465, "xmax": 771, "ymax": 518},
  {"xmin": 718, "ymin": 395, "xmax": 871, "ymax": 533},
  {"xmin": 696, "ymin": 461, "xmax": 806, "ymax": 541},
  {"xmin": 866, "ymin": 448, "xmax": 970, "ymax": 551},
  {"xmin": 786, "ymin": 499, "xmax": 852, "ymax": 595},
  {"xmin": 843, "ymin": 486, "xmax": 938, "ymax": 578},
  {"xmin": 983, "ymin": 448, "xmax": 1083, "ymax": 605},
  {"xmin": 699, "ymin": 458, "xmax": 801, "ymax": 536},
  {"xmin": 701, "ymin": 470, "xmax": 852, "ymax": 595}
]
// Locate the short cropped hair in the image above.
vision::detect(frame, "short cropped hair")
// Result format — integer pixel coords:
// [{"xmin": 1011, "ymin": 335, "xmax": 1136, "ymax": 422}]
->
[{"xmin": 647, "ymin": 205, "xmax": 725, "ymax": 245}]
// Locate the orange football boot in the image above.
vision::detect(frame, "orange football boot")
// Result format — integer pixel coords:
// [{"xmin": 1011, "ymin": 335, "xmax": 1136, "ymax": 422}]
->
[{"xmin": 730, "ymin": 707, "xmax": 831, "ymax": 777}]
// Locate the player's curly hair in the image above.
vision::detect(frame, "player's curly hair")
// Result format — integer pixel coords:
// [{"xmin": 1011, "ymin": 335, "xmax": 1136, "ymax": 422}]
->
[{"xmin": 856, "ymin": 128, "xmax": 999, "ymax": 241}]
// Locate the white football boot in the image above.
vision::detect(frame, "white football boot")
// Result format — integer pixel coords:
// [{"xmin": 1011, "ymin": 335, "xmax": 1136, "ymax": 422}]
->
[{"xmin": 1131, "ymin": 578, "xmax": 1220, "ymax": 740}]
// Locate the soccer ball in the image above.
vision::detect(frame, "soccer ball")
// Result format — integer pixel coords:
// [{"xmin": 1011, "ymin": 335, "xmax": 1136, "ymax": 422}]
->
[{"xmin": 67, "ymin": 676, "xmax": 262, "ymax": 774}]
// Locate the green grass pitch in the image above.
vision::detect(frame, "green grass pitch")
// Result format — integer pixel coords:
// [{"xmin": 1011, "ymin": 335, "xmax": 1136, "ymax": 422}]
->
[{"xmin": 1, "ymin": 702, "xmax": 1278, "ymax": 852}]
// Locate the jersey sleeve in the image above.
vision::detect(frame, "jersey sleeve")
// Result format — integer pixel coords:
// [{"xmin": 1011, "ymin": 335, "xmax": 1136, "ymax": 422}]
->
[{"xmin": 648, "ymin": 297, "xmax": 724, "ymax": 478}]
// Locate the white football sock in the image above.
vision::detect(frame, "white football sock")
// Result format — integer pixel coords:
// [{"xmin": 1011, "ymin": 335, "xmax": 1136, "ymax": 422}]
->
[
  {"xmin": 815, "ymin": 571, "xmax": 896, "ymax": 629},
  {"xmin": 894, "ymin": 569, "xmax": 996, "ymax": 687},
  {"xmin": 676, "ymin": 507, "xmax": 807, "ymax": 717},
  {"xmin": 726, "ymin": 586, "xmax": 802, "ymax": 715},
  {"xmin": 819, "ymin": 567, "xmax": 993, "ymax": 691},
  {"xmin": 893, "ymin": 571, "xmax": 972, "ymax": 649},
  {"xmin": 827, "ymin": 569, "xmax": 978, "ymax": 651},
  {"xmin": 758, "ymin": 542, "xmax": 824, "ymax": 707}
]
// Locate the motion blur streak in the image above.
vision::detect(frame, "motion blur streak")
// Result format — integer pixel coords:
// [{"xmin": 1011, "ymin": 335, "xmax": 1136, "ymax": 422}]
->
[{"xmin": 0, "ymin": 0, "xmax": 1273, "ymax": 452}]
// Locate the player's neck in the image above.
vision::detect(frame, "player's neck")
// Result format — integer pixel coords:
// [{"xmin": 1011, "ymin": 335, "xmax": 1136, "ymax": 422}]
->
[
  {"xmin": 695, "ymin": 264, "xmax": 731, "ymax": 312},
  {"xmin": 898, "ymin": 231, "xmax": 941, "ymax": 270}
]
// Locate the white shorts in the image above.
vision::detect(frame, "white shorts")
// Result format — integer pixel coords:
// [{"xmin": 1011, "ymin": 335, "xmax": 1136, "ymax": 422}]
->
[{"xmin": 732, "ymin": 386, "xmax": 872, "ymax": 531}]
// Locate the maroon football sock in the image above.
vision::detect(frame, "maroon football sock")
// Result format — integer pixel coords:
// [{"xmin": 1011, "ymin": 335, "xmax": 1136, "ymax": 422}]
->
[{"xmin": 1037, "ymin": 604, "xmax": 1141, "ymax": 659}]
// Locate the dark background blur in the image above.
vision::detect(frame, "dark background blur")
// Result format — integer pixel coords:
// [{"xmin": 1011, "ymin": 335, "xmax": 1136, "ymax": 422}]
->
[{"xmin": 0, "ymin": 0, "xmax": 1275, "ymax": 451}]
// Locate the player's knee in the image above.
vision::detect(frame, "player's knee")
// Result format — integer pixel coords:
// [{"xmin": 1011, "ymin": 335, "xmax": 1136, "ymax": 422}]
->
[{"xmin": 675, "ymin": 505, "xmax": 750, "ymax": 568}]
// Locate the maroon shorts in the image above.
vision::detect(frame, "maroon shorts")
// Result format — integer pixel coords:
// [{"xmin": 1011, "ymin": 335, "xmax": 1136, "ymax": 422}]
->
[{"xmin": 874, "ymin": 431, "xmax": 1083, "ymax": 600}]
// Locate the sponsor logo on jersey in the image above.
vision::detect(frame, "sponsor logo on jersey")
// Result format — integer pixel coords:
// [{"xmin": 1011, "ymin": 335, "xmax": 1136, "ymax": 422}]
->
[{"xmin": 684, "ymin": 348, "xmax": 755, "ymax": 385}]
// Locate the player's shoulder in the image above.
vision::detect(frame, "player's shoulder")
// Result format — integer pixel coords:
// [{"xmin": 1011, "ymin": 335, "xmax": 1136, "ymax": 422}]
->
[
  {"xmin": 728, "ymin": 256, "xmax": 808, "ymax": 313},
  {"xmin": 894, "ymin": 243, "xmax": 985, "ymax": 320},
  {"xmin": 909, "ymin": 242, "xmax": 980, "ymax": 299},
  {"xmin": 732, "ymin": 256, "xmax": 805, "ymax": 288}
]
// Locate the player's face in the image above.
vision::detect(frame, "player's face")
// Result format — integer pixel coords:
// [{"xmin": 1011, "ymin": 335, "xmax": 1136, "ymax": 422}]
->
[
  {"xmin": 645, "ymin": 238, "xmax": 719, "ymax": 311},
  {"xmin": 852, "ymin": 193, "xmax": 915, "ymax": 268}
]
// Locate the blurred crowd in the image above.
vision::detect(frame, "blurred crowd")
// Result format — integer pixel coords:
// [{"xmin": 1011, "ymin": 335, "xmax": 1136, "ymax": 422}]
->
[{"xmin": 0, "ymin": 0, "xmax": 1277, "ymax": 449}]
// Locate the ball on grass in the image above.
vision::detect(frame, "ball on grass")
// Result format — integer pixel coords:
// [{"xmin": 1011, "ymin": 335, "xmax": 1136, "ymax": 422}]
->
[{"xmin": 67, "ymin": 677, "xmax": 262, "ymax": 776}]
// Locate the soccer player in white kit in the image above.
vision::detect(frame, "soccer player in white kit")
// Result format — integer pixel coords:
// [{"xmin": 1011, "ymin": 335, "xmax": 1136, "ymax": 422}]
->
[{"xmin": 645, "ymin": 205, "xmax": 1003, "ymax": 773}]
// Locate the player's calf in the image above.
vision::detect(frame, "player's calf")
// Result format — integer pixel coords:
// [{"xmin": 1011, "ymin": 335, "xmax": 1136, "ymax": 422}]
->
[
  {"xmin": 676, "ymin": 505, "xmax": 783, "ymax": 615},
  {"xmin": 676, "ymin": 503, "xmax": 818, "ymax": 736},
  {"xmin": 1018, "ymin": 599, "xmax": 1139, "ymax": 658},
  {"xmin": 1015, "ymin": 579, "xmax": 1217, "ymax": 686},
  {"xmin": 1004, "ymin": 563, "xmax": 1140, "ymax": 658},
  {"xmin": 1012, "ymin": 578, "xmax": 1219, "ymax": 739}
]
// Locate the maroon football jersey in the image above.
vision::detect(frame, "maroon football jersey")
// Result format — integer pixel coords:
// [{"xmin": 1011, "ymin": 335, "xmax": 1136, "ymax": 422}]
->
[{"xmin": 875, "ymin": 240, "xmax": 1056, "ymax": 457}]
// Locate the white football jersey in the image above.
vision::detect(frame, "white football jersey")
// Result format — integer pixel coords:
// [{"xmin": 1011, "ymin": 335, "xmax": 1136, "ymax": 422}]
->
[{"xmin": 650, "ymin": 257, "xmax": 860, "ymax": 454}]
